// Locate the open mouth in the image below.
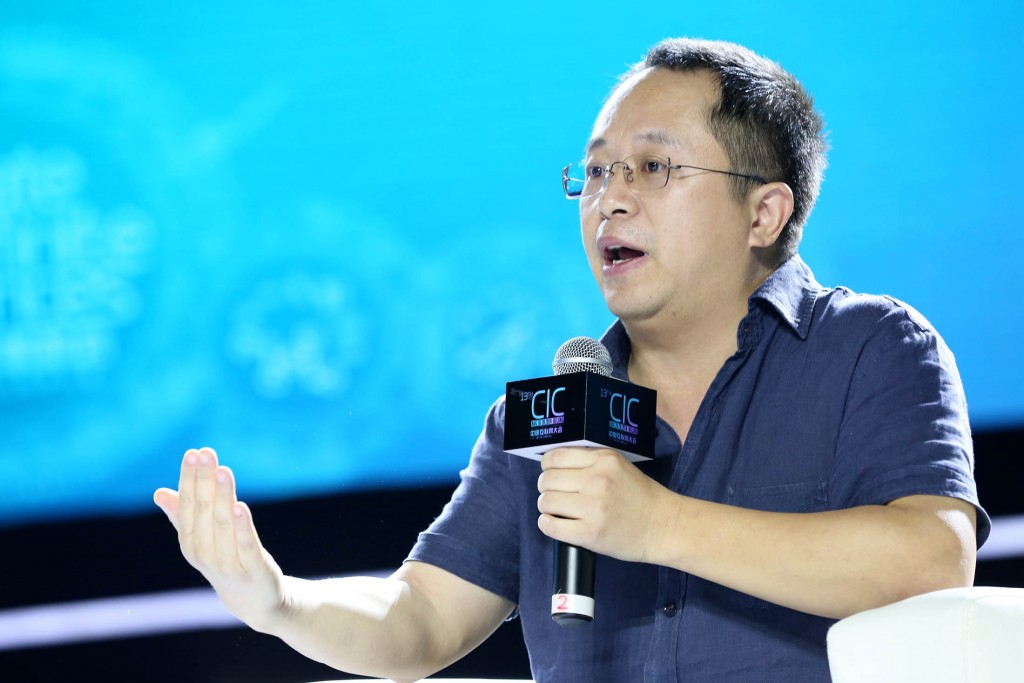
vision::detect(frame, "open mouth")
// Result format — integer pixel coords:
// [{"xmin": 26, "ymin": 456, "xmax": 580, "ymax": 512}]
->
[{"xmin": 604, "ymin": 245, "xmax": 647, "ymax": 265}]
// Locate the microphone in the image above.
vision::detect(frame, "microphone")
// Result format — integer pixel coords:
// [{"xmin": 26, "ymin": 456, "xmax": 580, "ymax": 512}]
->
[
  {"xmin": 551, "ymin": 335, "xmax": 615, "ymax": 377},
  {"xmin": 504, "ymin": 337, "xmax": 657, "ymax": 627},
  {"xmin": 549, "ymin": 337, "xmax": 609, "ymax": 627}
]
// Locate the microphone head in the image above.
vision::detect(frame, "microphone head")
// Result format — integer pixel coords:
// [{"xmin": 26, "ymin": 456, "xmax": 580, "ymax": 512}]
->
[{"xmin": 552, "ymin": 336, "xmax": 613, "ymax": 377}]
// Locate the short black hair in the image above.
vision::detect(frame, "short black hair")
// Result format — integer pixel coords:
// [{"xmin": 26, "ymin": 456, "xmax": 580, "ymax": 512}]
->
[{"xmin": 623, "ymin": 38, "xmax": 828, "ymax": 263}]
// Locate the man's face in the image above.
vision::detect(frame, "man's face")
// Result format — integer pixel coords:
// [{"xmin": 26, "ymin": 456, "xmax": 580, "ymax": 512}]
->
[{"xmin": 580, "ymin": 68, "xmax": 755, "ymax": 328}]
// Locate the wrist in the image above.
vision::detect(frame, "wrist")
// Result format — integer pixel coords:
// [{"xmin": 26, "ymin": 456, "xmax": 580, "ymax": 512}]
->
[
  {"xmin": 643, "ymin": 488, "xmax": 690, "ymax": 569},
  {"xmin": 247, "ymin": 574, "xmax": 300, "ymax": 634}
]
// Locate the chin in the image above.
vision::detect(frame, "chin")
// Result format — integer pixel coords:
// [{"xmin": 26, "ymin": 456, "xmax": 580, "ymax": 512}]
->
[{"xmin": 604, "ymin": 295, "xmax": 662, "ymax": 324}]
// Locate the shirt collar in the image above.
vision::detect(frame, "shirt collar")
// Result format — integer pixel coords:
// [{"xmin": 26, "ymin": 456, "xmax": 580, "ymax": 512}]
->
[
  {"xmin": 749, "ymin": 254, "xmax": 822, "ymax": 341},
  {"xmin": 599, "ymin": 254, "xmax": 822, "ymax": 366},
  {"xmin": 600, "ymin": 320, "xmax": 632, "ymax": 380}
]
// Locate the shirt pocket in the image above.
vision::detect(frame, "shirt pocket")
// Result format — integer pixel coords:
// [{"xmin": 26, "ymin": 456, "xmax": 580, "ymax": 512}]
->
[
  {"xmin": 727, "ymin": 479, "xmax": 828, "ymax": 514},
  {"xmin": 722, "ymin": 480, "xmax": 829, "ymax": 609}
]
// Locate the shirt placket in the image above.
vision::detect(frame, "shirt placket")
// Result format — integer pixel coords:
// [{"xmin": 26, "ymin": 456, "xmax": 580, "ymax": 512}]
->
[
  {"xmin": 648, "ymin": 311, "xmax": 760, "ymax": 680},
  {"xmin": 644, "ymin": 562, "xmax": 686, "ymax": 681}
]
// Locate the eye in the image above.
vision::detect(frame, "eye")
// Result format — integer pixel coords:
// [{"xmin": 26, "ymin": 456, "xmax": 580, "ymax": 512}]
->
[
  {"xmin": 639, "ymin": 157, "xmax": 666, "ymax": 174},
  {"xmin": 585, "ymin": 164, "xmax": 606, "ymax": 179}
]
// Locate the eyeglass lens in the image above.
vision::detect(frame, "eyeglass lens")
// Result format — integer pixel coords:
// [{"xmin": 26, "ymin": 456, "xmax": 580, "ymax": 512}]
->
[{"xmin": 564, "ymin": 154, "xmax": 673, "ymax": 198}]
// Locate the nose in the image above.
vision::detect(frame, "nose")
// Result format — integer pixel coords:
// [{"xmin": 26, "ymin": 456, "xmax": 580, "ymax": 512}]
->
[
  {"xmin": 601, "ymin": 161, "xmax": 633, "ymax": 193},
  {"xmin": 596, "ymin": 161, "xmax": 639, "ymax": 217}
]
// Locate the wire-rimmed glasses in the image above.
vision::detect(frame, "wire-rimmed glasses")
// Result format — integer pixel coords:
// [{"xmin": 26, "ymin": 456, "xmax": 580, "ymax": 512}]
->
[{"xmin": 562, "ymin": 153, "xmax": 767, "ymax": 199}]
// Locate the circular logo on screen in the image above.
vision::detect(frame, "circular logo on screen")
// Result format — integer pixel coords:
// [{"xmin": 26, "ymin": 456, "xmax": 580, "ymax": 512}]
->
[{"xmin": 225, "ymin": 270, "xmax": 369, "ymax": 400}]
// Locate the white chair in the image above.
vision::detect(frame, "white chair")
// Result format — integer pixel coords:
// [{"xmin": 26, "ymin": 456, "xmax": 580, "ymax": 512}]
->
[{"xmin": 826, "ymin": 586, "xmax": 1024, "ymax": 682}]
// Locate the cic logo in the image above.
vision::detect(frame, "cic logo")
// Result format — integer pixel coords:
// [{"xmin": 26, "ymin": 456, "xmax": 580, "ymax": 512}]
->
[
  {"xmin": 609, "ymin": 392, "xmax": 639, "ymax": 427},
  {"xmin": 532, "ymin": 387, "xmax": 565, "ymax": 420}
]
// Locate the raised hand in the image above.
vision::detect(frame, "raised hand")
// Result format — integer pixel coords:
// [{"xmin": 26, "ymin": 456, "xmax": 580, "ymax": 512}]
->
[
  {"xmin": 153, "ymin": 447, "xmax": 288, "ymax": 631},
  {"xmin": 154, "ymin": 447, "xmax": 516, "ymax": 679}
]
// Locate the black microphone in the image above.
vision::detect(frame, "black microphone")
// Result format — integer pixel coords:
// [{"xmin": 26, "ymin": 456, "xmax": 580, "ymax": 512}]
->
[{"xmin": 504, "ymin": 337, "xmax": 657, "ymax": 627}]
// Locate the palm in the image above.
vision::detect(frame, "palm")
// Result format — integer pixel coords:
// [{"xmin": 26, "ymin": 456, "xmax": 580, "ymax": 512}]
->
[{"xmin": 154, "ymin": 448, "xmax": 286, "ymax": 629}]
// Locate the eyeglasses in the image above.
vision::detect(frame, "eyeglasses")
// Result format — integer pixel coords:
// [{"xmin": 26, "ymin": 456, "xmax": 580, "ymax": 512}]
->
[{"xmin": 562, "ymin": 153, "xmax": 767, "ymax": 199}]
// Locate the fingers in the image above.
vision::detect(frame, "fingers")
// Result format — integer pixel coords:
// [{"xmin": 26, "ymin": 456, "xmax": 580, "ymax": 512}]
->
[
  {"xmin": 537, "ymin": 511, "xmax": 573, "ymax": 542},
  {"xmin": 232, "ymin": 501, "xmax": 271, "ymax": 574},
  {"xmin": 538, "ymin": 447, "xmax": 622, "ymax": 495},
  {"xmin": 537, "ymin": 449, "xmax": 602, "ymax": 518},
  {"xmin": 213, "ymin": 465, "xmax": 240, "ymax": 569},
  {"xmin": 536, "ymin": 448, "xmax": 629, "ymax": 548},
  {"xmin": 207, "ymin": 467, "xmax": 269, "ymax": 576},
  {"xmin": 537, "ymin": 466, "xmax": 583, "ymax": 495},
  {"xmin": 173, "ymin": 449, "xmax": 265, "ymax": 574},
  {"xmin": 175, "ymin": 447, "xmax": 242, "ymax": 571},
  {"xmin": 176, "ymin": 449, "xmax": 201, "ymax": 542},
  {"xmin": 160, "ymin": 449, "xmax": 285, "ymax": 627},
  {"xmin": 541, "ymin": 447, "xmax": 590, "ymax": 471},
  {"xmin": 190, "ymin": 448, "xmax": 219, "ymax": 560},
  {"xmin": 537, "ymin": 465, "xmax": 592, "ymax": 534},
  {"xmin": 541, "ymin": 446, "xmax": 619, "ymax": 471},
  {"xmin": 537, "ymin": 492, "xmax": 593, "ymax": 546}
]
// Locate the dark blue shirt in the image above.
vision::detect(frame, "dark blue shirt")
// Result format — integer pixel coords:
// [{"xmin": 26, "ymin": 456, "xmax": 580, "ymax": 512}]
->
[{"xmin": 409, "ymin": 256, "xmax": 989, "ymax": 682}]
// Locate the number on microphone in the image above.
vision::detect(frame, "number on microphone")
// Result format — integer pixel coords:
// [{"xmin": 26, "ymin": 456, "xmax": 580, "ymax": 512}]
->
[{"xmin": 556, "ymin": 595, "xmax": 569, "ymax": 611}]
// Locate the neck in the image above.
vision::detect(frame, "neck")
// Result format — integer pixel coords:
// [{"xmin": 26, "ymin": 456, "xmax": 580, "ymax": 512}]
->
[
  {"xmin": 625, "ymin": 309, "xmax": 739, "ymax": 392},
  {"xmin": 622, "ymin": 261, "xmax": 774, "ymax": 417}
]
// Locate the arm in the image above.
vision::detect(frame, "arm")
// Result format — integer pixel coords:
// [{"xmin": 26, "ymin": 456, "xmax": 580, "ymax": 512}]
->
[
  {"xmin": 154, "ymin": 447, "xmax": 513, "ymax": 683},
  {"xmin": 537, "ymin": 447, "xmax": 977, "ymax": 620}
]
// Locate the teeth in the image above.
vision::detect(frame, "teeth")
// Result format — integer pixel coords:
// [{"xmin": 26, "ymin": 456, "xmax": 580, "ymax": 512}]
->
[
  {"xmin": 606, "ymin": 247, "xmax": 647, "ymax": 265},
  {"xmin": 607, "ymin": 246, "xmax": 630, "ymax": 264},
  {"xmin": 602, "ymin": 243, "xmax": 646, "ymax": 265}
]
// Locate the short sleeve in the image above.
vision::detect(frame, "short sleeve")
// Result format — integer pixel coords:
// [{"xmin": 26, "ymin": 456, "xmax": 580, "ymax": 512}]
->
[
  {"xmin": 406, "ymin": 398, "xmax": 522, "ymax": 605},
  {"xmin": 829, "ymin": 298, "xmax": 991, "ymax": 546}
]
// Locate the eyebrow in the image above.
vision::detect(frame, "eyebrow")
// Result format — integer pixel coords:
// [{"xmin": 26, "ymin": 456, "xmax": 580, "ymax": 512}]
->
[{"xmin": 584, "ymin": 129, "xmax": 685, "ymax": 157}]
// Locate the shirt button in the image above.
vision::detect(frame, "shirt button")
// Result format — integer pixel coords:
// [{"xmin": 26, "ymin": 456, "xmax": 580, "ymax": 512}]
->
[{"xmin": 662, "ymin": 602, "xmax": 678, "ymax": 617}]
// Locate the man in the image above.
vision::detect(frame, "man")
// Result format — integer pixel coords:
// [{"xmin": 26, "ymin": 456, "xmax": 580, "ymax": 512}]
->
[{"xmin": 155, "ymin": 38, "xmax": 987, "ymax": 682}]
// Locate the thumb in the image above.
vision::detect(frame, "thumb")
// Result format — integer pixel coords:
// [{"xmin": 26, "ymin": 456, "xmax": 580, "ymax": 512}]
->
[{"xmin": 153, "ymin": 487, "xmax": 181, "ymax": 531}]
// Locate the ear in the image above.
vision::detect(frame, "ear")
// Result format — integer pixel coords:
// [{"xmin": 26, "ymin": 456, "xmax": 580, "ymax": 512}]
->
[{"xmin": 747, "ymin": 182, "xmax": 795, "ymax": 250}]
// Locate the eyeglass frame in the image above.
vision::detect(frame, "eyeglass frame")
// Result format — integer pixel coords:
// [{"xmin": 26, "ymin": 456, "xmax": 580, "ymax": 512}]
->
[{"xmin": 561, "ymin": 155, "xmax": 768, "ymax": 199}]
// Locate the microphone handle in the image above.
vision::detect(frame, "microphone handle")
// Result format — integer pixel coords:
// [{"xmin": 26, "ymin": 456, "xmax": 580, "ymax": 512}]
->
[{"xmin": 551, "ymin": 540, "xmax": 596, "ymax": 626}]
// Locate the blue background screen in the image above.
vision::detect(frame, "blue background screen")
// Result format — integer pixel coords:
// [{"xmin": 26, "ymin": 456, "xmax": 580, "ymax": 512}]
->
[{"xmin": 1, "ymin": 1, "xmax": 1020, "ymax": 526}]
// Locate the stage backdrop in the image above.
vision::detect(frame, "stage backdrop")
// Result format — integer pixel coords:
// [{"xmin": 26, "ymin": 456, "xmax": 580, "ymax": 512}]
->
[{"xmin": 1, "ymin": 1, "xmax": 1021, "ymax": 527}]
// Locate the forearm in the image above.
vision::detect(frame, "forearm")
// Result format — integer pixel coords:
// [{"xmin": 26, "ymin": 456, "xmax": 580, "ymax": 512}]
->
[
  {"xmin": 156, "ymin": 451, "xmax": 508, "ymax": 680},
  {"xmin": 539, "ymin": 448, "xmax": 977, "ymax": 620},
  {"xmin": 650, "ymin": 493, "xmax": 977, "ymax": 619},
  {"xmin": 262, "ymin": 574, "xmax": 451, "ymax": 682}
]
